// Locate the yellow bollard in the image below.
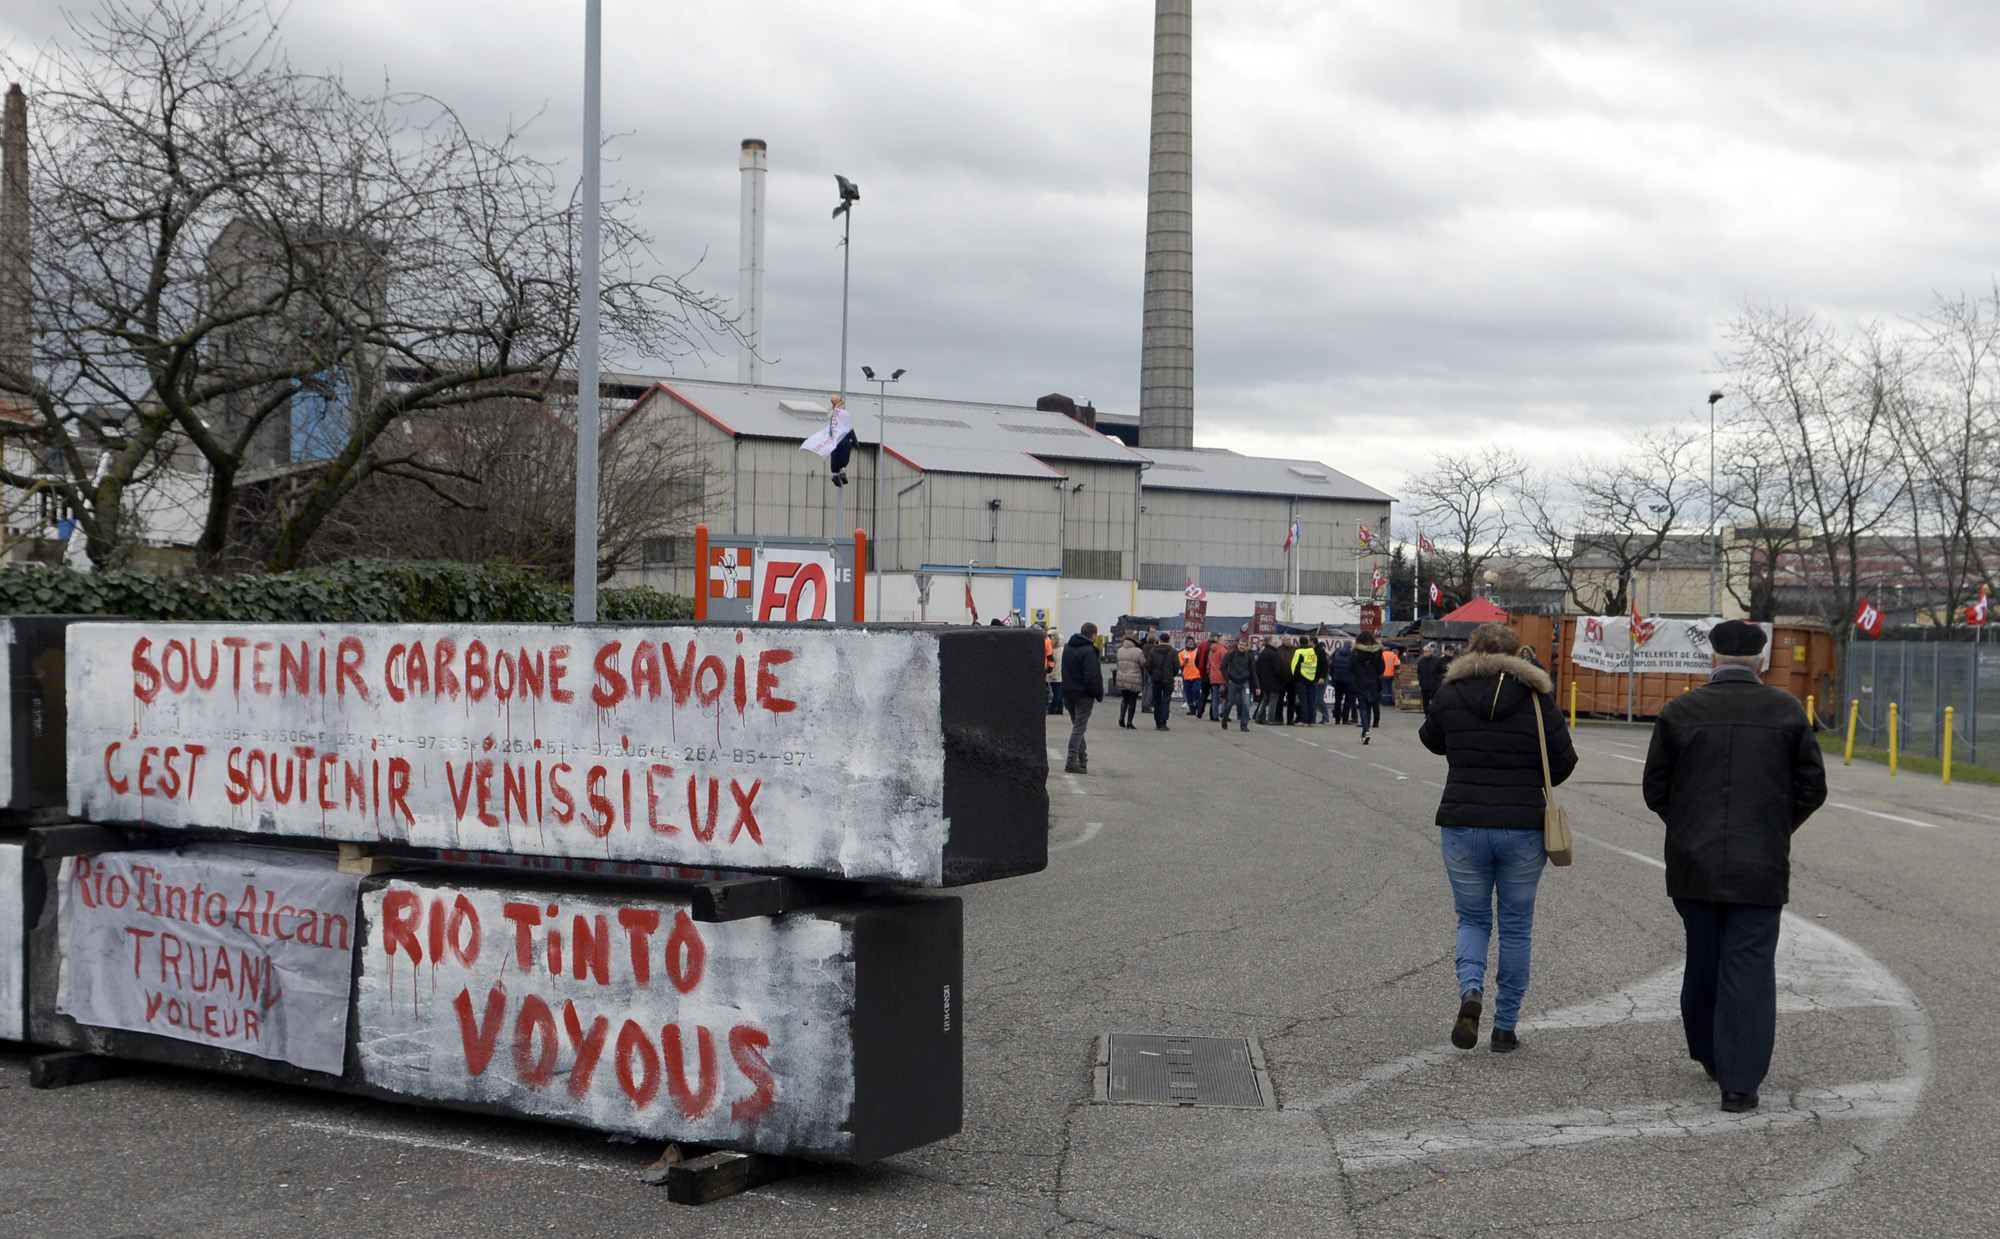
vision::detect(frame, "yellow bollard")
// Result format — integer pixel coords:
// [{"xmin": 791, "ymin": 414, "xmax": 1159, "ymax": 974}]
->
[
  {"xmin": 1569, "ymin": 680, "xmax": 1577, "ymax": 728},
  {"xmin": 1807, "ymin": 694, "xmax": 1816, "ymax": 731},
  {"xmin": 1889, "ymin": 702, "xmax": 1899, "ymax": 776},
  {"xmin": 1944, "ymin": 706, "xmax": 1954, "ymax": 787},
  {"xmin": 1845, "ymin": 699, "xmax": 1859, "ymax": 766}
]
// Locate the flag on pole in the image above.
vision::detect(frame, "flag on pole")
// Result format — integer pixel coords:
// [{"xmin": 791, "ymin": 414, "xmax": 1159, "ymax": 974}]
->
[
  {"xmin": 1184, "ymin": 578, "xmax": 1206, "ymax": 601},
  {"xmin": 1964, "ymin": 584, "xmax": 1988, "ymax": 627},
  {"xmin": 1357, "ymin": 523, "xmax": 1376, "ymax": 548},
  {"xmin": 1371, "ymin": 564, "xmax": 1386, "ymax": 596},
  {"xmin": 1418, "ymin": 533, "xmax": 1436, "ymax": 555},
  {"xmin": 1629, "ymin": 599, "xmax": 1656, "ymax": 644},
  {"xmin": 965, "ymin": 575, "xmax": 979, "ymax": 624},
  {"xmin": 1854, "ymin": 595, "xmax": 1883, "ymax": 637},
  {"xmin": 1283, "ymin": 520, "xmax": 1300, "ymax": 551},
  {"xmin": 1429, "ymin": 581, "xmax": 1442, "ymax": 607}
]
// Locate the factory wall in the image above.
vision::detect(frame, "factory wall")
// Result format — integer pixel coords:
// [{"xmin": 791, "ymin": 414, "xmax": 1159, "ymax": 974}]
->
[{"xmin": 1139, "ymin": 491, "xmax": 1390, "ymax": 596}]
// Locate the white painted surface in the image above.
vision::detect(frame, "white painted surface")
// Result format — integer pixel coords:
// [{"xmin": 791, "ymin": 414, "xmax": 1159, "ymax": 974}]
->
[
  {"xmin": 0, "ymin": 841, "xmax": 20, "ymax": 1041},
  {"xmin": 353, "ymin": 880, "xmax": 857, "ymax": 1156},
  {"xmin": 56, "ymin": 846, "xmax": 361, "ymax": 1072},
  {"xmin": 65, "ymin": 623, "xmax": 950, "ymax": 884}
]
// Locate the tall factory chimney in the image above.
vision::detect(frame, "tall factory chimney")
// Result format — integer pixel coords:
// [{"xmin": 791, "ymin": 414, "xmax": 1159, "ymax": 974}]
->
[
  {"xmin": 0, "ymin": 84, "xmax": 30, "ymax": 391},
  {"xmin": 1138, "ymin": 0, "xmax": 1193, "ymax": 450},
  {"xmin": 737, "ymin": 138, "xmax": 767, "ymax": 385}
]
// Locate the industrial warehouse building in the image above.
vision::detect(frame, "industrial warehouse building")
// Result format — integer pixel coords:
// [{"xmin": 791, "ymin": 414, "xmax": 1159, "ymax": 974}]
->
[{"xmin": 610, "ymin": 377, "xmax": 1393, "ymax": 633}]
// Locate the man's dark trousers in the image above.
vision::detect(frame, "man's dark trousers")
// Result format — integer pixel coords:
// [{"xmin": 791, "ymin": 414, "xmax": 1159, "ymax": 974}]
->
[
  {"xmin": 1674, "ymin": 898, "xmax": 1782, "ymax": 1094},
  {"xmin": 1150, "ymin": 680, "xmax": 1173, "ymax": 727}
]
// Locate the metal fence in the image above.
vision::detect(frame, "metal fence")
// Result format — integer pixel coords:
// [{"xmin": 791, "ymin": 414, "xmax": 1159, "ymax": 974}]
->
[{"xmin": 1843, "ymin": 641, "xmax": 2000, "ymax": 766}]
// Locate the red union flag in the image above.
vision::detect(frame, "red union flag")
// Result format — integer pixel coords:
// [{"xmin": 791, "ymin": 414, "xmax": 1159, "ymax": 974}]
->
[
  {"xmin": 1854, "ymin": 595, "xmax": 1883, "ymax": 637},
  {"xmin": 1629, "ymin": 600, "xmax": 1656, "ymax": 644},
  {"xmin": 1357, "ymin": 523, "xmax": 1376, "ymax": 548},
  {"xmin": 1964, "ymin": 585, "xmax": 1988, "ymax": 627},
  {"xmin": 1419, "ymin": 533, "xmax": 1436, "ymax": 555},
  {"xmin": 1184, "ymin": 578, "xmax": 1206, "ymax": 601},
  {"xmin": 1371, "ymin": 565, "xmax": 1386, "ymax": 596},
  {"xmin": 1429, "ymin": 581, "xmax": 1442, "ymax": 606}
]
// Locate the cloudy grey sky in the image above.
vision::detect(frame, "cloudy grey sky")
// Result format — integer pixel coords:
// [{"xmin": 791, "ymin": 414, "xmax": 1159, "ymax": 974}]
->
[{"xmin": 8, "ymin": 1, "xmax": 2000, "ymax": 496}]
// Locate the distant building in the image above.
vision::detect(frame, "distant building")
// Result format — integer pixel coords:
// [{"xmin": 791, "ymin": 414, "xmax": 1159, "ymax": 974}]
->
[{"xmin": 610, "ymin": 378, "xmax": 1393, "ymax": 632}]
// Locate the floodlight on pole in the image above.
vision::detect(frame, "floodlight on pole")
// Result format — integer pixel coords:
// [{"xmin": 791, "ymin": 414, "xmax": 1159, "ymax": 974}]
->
[
  {"xmin": 865, "ymin": 365, "xmax": 904, "ymax": 621},
  {"xmin": 572, "ymin": 0, "xmax": 603, "ymax": 621},
  {"xmin": 1708, "ymin": 388, "xmax": 1723, "ymax": 617}
]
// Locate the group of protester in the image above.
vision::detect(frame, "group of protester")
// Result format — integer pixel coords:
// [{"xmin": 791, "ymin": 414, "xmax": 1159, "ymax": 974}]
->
[{"xmin": 1051, "ymin": 614, "xmax": 1826, "ymax": 1116}]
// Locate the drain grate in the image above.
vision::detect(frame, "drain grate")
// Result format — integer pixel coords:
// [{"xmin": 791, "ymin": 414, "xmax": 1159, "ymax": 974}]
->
[{"xmin": 1094, "ymin": 1033, "xmax": 1273, "ymax": 1109}]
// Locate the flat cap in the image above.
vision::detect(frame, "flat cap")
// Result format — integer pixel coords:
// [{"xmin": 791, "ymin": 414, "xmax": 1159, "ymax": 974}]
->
[{"xmin": 1710, "ymin": 619, "xmax": 1767, "ymax": 656}]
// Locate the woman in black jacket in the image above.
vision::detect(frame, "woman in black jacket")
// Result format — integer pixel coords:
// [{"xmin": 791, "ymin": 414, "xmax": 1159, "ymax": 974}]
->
[
  {"xmin": 1349, "ymin": 632, "xmax": 1386, "ymax": 742},
  {"xmin": 1417, "ymin": 623, "xmax": 1578, "ymax": 1053}
]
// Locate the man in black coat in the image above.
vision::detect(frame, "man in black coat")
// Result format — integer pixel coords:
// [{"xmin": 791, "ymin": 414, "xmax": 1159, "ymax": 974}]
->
[
  {"xmin": 1143, "ymin": 634, "xmax": 1178, "ymax": 730},
  {"xmin": 1060, "ymin": 623, "xmax": 1105, "ymax": 774},
  {"xmin": 1643, "ymin": 620, "xmax": 1827, "ymax": 1113},
  {"xmin": 1256, "ymin": 637, "xmax": 1290, "ymax": 724},
  {"xmin": 1416, "ymin": 642, "xmax": 1449, "ymax": 715}
]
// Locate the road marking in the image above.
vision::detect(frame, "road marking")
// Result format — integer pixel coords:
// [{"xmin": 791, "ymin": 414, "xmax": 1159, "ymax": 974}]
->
[
  {"xmin": 1051, "ymin": 821, "xmax": 1104, "ymax": 853},
  {"xmin": 1827, "ymin": 801, "xmax": 1938, "ymax": 829},
  {"xmin": 1294, "ymin": 828, "xmax": 1934, "ymax": 1239},
  {"xmin": 1062, "ymin": 773, "xmax": 1085, "ymax": 796},
  {"xmin": 1422, "ymin": 780, "xmax": 1447, "ymax": 790},
  {"xmin": 287, "ymin": 1120, "xmax": 622, "ymax": 1175},
  {"xmin": 1336, "ymin": 1081, "xmax": 1915, "ymax": 1173},
  {"xmin": 1367, "ymin": 763, "xmax": 1409, "ymax": 778},
  {"xmin": 1578, "ymin": 746, "xmax": 1647, "ymax": 764}
]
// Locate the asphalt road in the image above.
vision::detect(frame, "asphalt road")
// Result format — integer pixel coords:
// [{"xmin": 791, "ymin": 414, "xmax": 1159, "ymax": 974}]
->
[{"xmin": 4, "ymin": 699, "xmax": 1997, "ymax": 1237}]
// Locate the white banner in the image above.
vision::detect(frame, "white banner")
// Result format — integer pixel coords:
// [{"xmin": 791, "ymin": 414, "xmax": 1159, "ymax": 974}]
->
[
  {"xmin": 354, "ymin": 880, "xmax": 856, "ymax": 1153},
  {"xmin": 1569, "ymin": 617, "xmax": 1774, "ymax": 675},
  {"xmin": 57, "ymin": 846, "xmax": 361, "ymax": 1073},
  {"xmin": 0, "ymin": 842, "xmax": 21, "ymax": 1041},
  {"xmin": 65, "ymin": 624, "xmax": 949, "ymax": 884}
]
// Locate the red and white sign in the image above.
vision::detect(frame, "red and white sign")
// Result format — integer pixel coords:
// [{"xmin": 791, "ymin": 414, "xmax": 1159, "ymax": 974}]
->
[
  {"xmin": 1573, "ymin": 616, "xmax": 1773, "ymax": 674},
  {"xmin": 1371, "ymin": 565, "xmax": 1386, "ymax": 597},
  {"xmin": 1854, "ymin": 596, "xmax": 1884, "ymax": 637},
  {"xmin": 58, "ymin": 846, "xmax": 361, "ymax": 1073},
  {"xmin": 709, "ymin": 547, "xmax": 754, "ymax": 599},
  {"xmin": 1183, "ymin": 579, "xmax": 1205, "ymax": 601},
  {"xmin": 65, "ymin": 624, "xmax": 953, "ymax": 884},
  {"xmin": 1629, "ymin": 600, "xmax": 1656, "ymax": 645},
  {"xmin": 752, "ymin": 549, "xmax": 836, "ymax": 622},
  {"xmin": 355, "ymin": 879, "xmax": 854, "ymax": 1155}
]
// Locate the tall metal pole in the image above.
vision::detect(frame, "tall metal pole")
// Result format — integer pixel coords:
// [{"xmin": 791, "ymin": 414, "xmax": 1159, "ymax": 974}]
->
[
  {"xmin": 1707, "ymin": 389, "xmax": 1722, "ymax": 617},
  {"xmin": 835, "ymin": 201, "xmax": 852, "ymax": 545},
  {"xmin": 571, "ymin": 0, "xmax": 603, "ymax": 622}
]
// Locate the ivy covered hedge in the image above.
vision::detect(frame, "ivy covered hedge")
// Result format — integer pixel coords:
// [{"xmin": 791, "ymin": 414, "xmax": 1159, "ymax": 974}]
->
[{"xmin": 0, "ymin": 560, "xmax": 692, "ymax": 624}]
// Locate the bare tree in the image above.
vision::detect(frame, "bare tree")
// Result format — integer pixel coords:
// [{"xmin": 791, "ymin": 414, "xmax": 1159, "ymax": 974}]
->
[
  {"xmin": 1713, "ymin": 419, "xmax": 1808, "ymax": 623},
  {"xmin": 1720, "ymin": 305, "xmax": 1904, "ymax": 632},
  {"xmin": 273, "ymin": 392, "xmax": 713, "ymax": 582},
  {"xmin": 0, "ymin": 0, "xmax": 729, "ymax": 571},
  {"xmin": 1888, "ymin": 287, "xmax": 2000, "ymax": 628},
  {"xmin": 1404, "ymin": 446, "xmax": 1524, "ymax": 609}
]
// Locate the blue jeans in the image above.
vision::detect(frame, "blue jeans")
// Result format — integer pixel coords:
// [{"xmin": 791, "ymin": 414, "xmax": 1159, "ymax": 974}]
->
[
  {"xmin": 1441, "ymin": 827, "xmax": 1547, "ymax": 1030},
  {"xmin": 1221, "ymin": 681, "xmax": 1252, "ymax": 726}
]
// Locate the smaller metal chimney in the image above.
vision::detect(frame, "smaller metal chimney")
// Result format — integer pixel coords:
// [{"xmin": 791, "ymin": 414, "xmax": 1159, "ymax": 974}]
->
[
  {"xmin": 737, "ymin": 139, "xmax": 767, "ymax": 385},
  {"xmin": 0, "ymin": 83, "xmax": 30, "ymax": 391}
]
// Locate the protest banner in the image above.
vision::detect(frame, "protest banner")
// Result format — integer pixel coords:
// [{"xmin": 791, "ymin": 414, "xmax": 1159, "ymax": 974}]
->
[
  {"xmin": 56, "ymin": 846, "xmax": 360, "ymax": 1073},
  {"xmin": 64, "ymin": 623, "xmax": 1047, "ymax": 887},
  {"xmin": 1569, "ymin": 616, "xmax": 1774, "ymax": 675},
  {"xmin": 1, "ymin": 841, "xmax": 21, "ymax": 1040}
]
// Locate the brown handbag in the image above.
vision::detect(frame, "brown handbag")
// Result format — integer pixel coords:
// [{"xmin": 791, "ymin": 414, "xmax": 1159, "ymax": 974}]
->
[{"xmin": 1533, "ymin": 690, "xmax": 1574, "ymax": 866}]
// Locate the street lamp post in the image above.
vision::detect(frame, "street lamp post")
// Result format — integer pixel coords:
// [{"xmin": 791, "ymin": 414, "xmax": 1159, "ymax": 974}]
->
[
  {"xmin": 831, "ymin": 176, "xmax": 860, "ymax": 548},
  {"xmin": 572, "ymin": 0, "xmax": 604, "ymax": 621},
  {"xmin": 861, "ymin": 364, "xmax": 904, "ymax": 620},
  {"xmin": 1708, "ymin": 389, "xmax": 1723, "ymax": 617}
]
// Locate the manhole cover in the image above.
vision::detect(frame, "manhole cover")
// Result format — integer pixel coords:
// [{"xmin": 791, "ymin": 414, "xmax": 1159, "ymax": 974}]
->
[{"xmin": 1095, "ymin": 1033, "xmax": 1273, "ymax": 1109}]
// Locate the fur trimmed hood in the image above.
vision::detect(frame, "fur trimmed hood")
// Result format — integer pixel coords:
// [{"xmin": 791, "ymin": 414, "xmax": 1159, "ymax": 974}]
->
[{"xmin": 1442, "ymin": 650, "xmax": 1552, "ymax": 696}]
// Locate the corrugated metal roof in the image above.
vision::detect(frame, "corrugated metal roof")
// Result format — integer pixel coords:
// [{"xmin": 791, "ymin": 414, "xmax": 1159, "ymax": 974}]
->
[
  {"xmin": 1137, "ymin": 447, "xmax": 1395, "ymax": 503},
  {"xmin": 634, "ymin": 377, "xmax": 1392, "ymax": 501},
  {"xmin": 654, "ymin": 378, "xmax": 1143, "ymax": 466}
]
